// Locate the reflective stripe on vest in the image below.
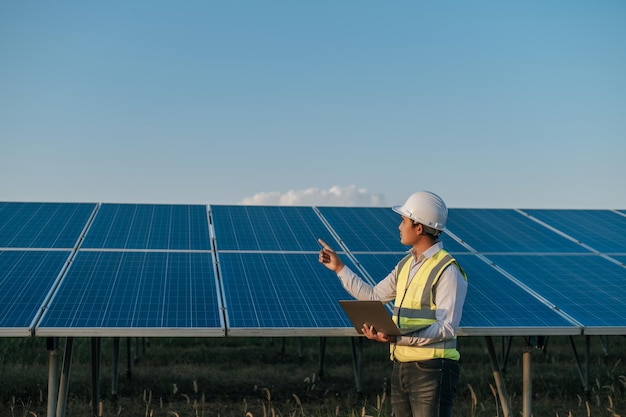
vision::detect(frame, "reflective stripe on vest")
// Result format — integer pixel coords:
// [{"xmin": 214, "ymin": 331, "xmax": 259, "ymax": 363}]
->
[{"xmin": 391, "ymin": 249, "xmax": 464, "ymax": 362}]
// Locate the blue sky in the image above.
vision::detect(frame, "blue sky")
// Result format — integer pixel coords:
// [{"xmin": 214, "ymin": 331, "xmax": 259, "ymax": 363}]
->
[{"xmin": 1, "ymin": 1, "xmax": 625, "ymax": 208}]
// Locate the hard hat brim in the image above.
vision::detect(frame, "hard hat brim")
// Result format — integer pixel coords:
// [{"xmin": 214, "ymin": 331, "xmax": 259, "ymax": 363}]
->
[{"xmin": 391, "ymin": 206, "xmax": 405, "ymax": 216}]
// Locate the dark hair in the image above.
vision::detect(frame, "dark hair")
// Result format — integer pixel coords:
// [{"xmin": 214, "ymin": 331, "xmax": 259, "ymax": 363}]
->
[{"xmin": 413, "ymin": 222, "xmax": 442, "ymax": 238}]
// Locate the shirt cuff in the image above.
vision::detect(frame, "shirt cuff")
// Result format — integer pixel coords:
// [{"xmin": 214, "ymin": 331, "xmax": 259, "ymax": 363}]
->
[{"xmin": 337, "ymin": 264, "xmax": 353, "ymax": 280}]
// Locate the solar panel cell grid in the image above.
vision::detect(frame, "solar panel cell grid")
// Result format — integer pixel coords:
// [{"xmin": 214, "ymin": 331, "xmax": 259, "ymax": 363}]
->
[
  {"xmin": 317, "ymin": 207, "xmax": 405, "ymax": 252},
  {"xmin": 0, "ymin": 202, "xmax": 95, "ymax": 248},
  {"xmin": 82, "ymin": 204, "xmax": 211, "ymax": 250},
  {"xmin": 0, "ymin": 250, "xmax": 70, "ymax": 331},
  {"xmin": 453, "ymin": 255, "xmax": 577, "ymax": 332},
  {"xmin": 446, "ymin": 209, "xmax": 589, "ymax": 253},
  {"xmin": 37, "ymin": 251, "xmax": 221, "ymax": 333},
  {"xmin": 485, "ymin": 254, "xmax": 626, "ymax": 330},
  {"xmin": 218, "ymin": 253, "xmax": 354, "ymax": 331},
  {"xmin": 350, "ymin": 253, "xmax": 407, "ymax": 284},
  {"xmin": 318, "ymin": 207, "xmax": 469, "ymax": 253},
  {"xmin": 211, "ymin": 205, "xmax": 337, "ymax": 252},
  {"xmin": 522, "ymin": 209, "xmax": 626, "ymax": 254}
]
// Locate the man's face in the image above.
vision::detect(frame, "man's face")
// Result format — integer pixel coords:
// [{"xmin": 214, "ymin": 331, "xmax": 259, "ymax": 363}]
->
[{"xmin": 398, "ymin": 216, "xmax": 419, "ymax": 246}]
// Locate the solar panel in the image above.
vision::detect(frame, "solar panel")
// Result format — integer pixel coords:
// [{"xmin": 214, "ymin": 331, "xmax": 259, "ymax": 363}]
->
[
  {"xmin": 454, "ymin": 255, "xmax": 579, "ymax": 335},
  {"xmin": 218, "ymin": 252, "xmax": 358, "ymax": 336},
  {"xmin": 317, "ymin": 207, "xmax": 406, "ymax": 252},
  {"xmin": 0, "ymin": 250, "xmax": 71, "ymax": 336},
  {"xmin": 0, "ymin": 202, "xmax": 95, "ymax": 249},
  {"xmin": 36, "ymin": 251, "xmax": 223, "ymax": 336},
  {"xmin": 446, "ymin": 209, "xmax": 589, "ymax": 253},
  {"xmin": 485, "ymin": 254, "xmax": 626, "ymax": 335},
  {"xmin": 82, "ymin": 204, "xmax": 211, "ymax": 250},
  {"xmin": 349, "ymin": 253, "xmax": 407, "ymax": 283},
  {"xmin": 317, "ymin": 206, "xmax": 469, "ymax": 253},
  {"xmin": 521, "ymin": 209, "xmax": 626, "ymax": 254},
  {"xmin": 350, "ymin": 253, "xmax": 579, "ymax": 336},
  {"xmin": 211, "ymin": 205, "xmax": 337, "ymax": 252}
]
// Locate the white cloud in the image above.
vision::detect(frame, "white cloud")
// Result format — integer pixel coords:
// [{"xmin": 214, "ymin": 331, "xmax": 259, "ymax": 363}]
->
[{"xmin": 240, "ymin": 185, "xmax": 387, "ymax": 207}]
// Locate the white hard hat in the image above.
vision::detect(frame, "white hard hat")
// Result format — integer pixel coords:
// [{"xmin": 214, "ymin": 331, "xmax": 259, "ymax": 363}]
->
[{"xmin": 392, "ymin": 191, "xmax": 448, "ymax": 231}]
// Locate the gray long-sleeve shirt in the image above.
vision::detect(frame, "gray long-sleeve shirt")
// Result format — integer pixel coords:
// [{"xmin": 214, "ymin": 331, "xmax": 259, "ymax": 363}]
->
[{"xmin": 337, "ymin": 241, "xmax": 468, "ymax": 347}]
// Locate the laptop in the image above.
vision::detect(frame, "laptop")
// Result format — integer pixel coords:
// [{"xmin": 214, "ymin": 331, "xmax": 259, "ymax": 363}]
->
[{"xmin": 339, "ymin": 300, "xmax": 430, "ymax": 336}]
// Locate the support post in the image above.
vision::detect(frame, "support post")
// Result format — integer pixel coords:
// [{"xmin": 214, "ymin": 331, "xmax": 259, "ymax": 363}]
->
[
  {"xmin": 318, "ymin": 337, "xmax": 327, "ymax": 378},
  {"xmin": 523, "ymin": 341, "xmax": 532, "ymax": 417},
  {"xmin": 47, "ymin": 337, "xmax": 60, "ymax": 417},
  {"xmin": 297, "ymin": 338, "xmax": 303, "ymax": 364},
  {"xmin": 112, "ymin": 337, "xmax": 120, "ymax": 400},
  {"xmin": 91, "ymin": 337, "xmax": 102, "ymax": 417},
  {"xmin": 56, "ymin": 337, "xmax": 74, "ymax": 417},
  {"xmin": 350, "ymin": 337, "xmax": 363, "ymax": 392},
  {"xmin": 598, "ymin": 335, "xmax": 609, "ymax": 356},
  {"xmin": 499, "ymin": 336, "xmax": 513, "ymax": 373},
  {"xmin": 126, "ymin": 337, "xmax": 132, "ymax": 378},
  {"xmin": 134, "ymin": 337, "xmax": 140, "ymax": 364},
  {"xmin": 568, "ymin": 335, "xmax": 590, "ymax": 395},
  {"xmin": 584, "ymin": 335, "xmax": 590, "ymax": 399},
  {"xmin": 484, "ymin": 336, "xmax": 512, "ymax": 417}
]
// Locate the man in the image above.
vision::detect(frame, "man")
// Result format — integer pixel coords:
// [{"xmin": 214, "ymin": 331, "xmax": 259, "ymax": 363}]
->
[{"xmin": 318, "ymin": 191, "xmax": 468, "ymax": 417}]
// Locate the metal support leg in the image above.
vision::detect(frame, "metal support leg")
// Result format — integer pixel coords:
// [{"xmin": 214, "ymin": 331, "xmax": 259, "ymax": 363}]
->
[
  {"xmin": 598, "ymin": 335, "xmax": 609, "ymax": 357},
  {"xmin": 47, "ymin": 337, "xmax": 60, "ymax": 417},
  {"xmin": 112, "ymin": 337, "xmax": 120, "ymax": 400},
  {"xmin": 56, "ymin": 337, "xmax": 74, "ymax": 417},
  {"xmin": 569, "ymin": 335, "xmax": 590, "ymax": 396},
  {"xmin": 523, "ymin": 341, "xmax": 532, "ymax": 417},
  {"xmin": 350, "ymin": 337, "xmax": 363, "ymax": 393},
  {"xmin": 500, "ymin": 336, "xmax": 513, "ymax": 373},
  {"xmin": 297, "ymin": 338, "xmax": 303, "ymax": 364},
  {"xmin": 134, "ymin": 337, "xmax": 140, "ymax": 364},
  {"xmin": 126, "ymin": 337, "xmax": 132, "ymax": 378},
  {"xmin": 584, "ymin": 335, "xmax": 591, "ymax": 399},
  {"xmin": 91, "ymin": 337, "xmax": 102, "ymax": 417},
  {"xmin": 484, "ymin": 336, "xmax": 512, "ymax": 417},
  {"xmin": 318, "ymin": 337, "xmax": 327, "ymax": 379}
]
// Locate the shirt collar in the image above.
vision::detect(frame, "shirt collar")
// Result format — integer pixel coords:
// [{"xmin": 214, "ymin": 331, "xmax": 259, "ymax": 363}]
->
[{"xmin": 410, "ymin": 241, "xmax": 443, "ymax": 263}]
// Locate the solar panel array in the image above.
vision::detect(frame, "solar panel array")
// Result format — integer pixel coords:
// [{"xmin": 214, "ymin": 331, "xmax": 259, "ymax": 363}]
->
[
  {"xmin": 1, "ymin": 202, "xmax": 625, "ymax": 338},
  {"xmin": 446, "ymin": 208, "xmax": 626, "ymax": 335},
  {"xmin": 36, "ymin": 204, "xmax": 223, "ymax": 337}
]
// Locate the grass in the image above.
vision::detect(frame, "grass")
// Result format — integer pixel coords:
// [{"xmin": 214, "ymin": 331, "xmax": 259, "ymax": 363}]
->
[{"xmin": 1, "ymin": 335, "xmax": 625, "ymax": 416}]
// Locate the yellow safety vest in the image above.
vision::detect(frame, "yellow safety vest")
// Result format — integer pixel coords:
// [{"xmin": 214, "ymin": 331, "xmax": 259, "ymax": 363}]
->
[{"xmin": 391, "ymin": 249, "xmax": 467, "ymax": 362}]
